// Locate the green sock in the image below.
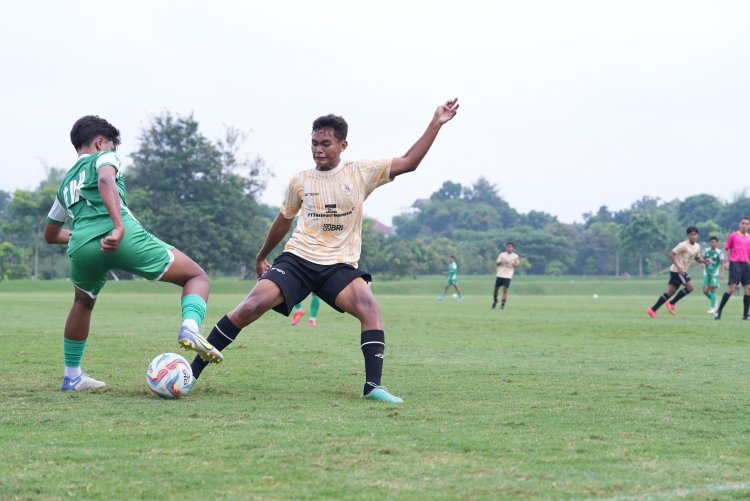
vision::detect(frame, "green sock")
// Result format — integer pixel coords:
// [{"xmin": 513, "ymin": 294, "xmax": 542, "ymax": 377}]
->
[
  {"xmin": 310, "ymin": 295, "xmax": 320, "ymax": 319},
  {"xmin": 294, "ymin": 303, "xmax": 303, "ymax": 312},
  {"xmin": 181, "ymin": 294, "xmax": 207, "ymax": 325},
  {"xmin": 64, "ymin": 338, "xmax": 87, "ymax": 368},
  {"xmin": 710, "ymin": 292, "xmax": 716, "ymax": 308}
]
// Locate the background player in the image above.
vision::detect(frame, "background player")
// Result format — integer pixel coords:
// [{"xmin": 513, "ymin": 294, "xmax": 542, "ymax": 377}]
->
[
  {"xmin": 493, "ymin": 242, "xmax": 520, "ymax": 309},
  {"xmin": 188, "ymin": 98, "xmax": 460, "ymax": 403},
  {"xmin": 437, "ymin": 256, "xmax": 463, "ymax": 300},
  {"xmin": 702, "ymin": 236, "xmax": 725, "ymax": 314},
  {"xmin": 714, "ymin": 216, "xmax": 750, "ymax": 320},
  {"xmin": 45, "ymin": 116, "xmax": 222, "ymax": 392},
  {"xmin": 291, "ymin": 294, "xmax": 321, "ymax": 326},
  {"xmin": 647, "ymin": 226, "xmax": 711, "ymax": 318}
]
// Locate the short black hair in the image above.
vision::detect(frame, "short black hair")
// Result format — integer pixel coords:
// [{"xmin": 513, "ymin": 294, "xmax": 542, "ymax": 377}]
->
[
  {"xmin": 741, "ymin": 216, "xmax": 750, "ymax": 223},
  {"xmin": 70, "ymin": 115, "xmax": 121, "ymax": 151},
  {"xmin": 709, "ymin": 236, "xmax": 719, "ymax": 242},
  {"xmin": 506, "ymin": 241, "xmax": 515, "ymax": 247},
  {"xmin": 686, "ymin": 226, "xmax": 699, "ymax": 234},
  {"xmin": 312, "ymin": 114, "xmax": 348, "ymax": 141}
]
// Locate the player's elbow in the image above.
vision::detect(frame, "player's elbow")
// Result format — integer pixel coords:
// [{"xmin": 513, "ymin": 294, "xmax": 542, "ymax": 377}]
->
[{"xmin": 44, "ymin": 224, "xmax": 60, "ymax": 244}]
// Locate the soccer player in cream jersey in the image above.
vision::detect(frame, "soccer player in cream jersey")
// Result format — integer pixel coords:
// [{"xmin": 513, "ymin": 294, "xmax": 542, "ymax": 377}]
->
[
  {"xmin": 646, "ymin": 226, "xmax": 712, "ymax": 318},
  {"xmin": 493, "ymin": 242, "xmax": 520, "ymax": 309},
  {"xmin": 44, "ymin": 116, "xmax": 222, "ymax": 392},
  {"xmin": 189, "ymin": 98, "xmax": 460, "ymax": 403}
]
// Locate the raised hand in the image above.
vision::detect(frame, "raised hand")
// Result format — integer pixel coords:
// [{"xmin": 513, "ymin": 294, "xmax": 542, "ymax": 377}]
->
[{"xmin": 434, "ymin": 98, "xmax": 460, "ymax": 125}]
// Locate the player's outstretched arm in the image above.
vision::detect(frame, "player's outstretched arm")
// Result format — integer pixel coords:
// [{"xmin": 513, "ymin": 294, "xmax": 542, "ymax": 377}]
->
[
  {"xmin": 255, "ymin": 212, "xmax": 294, "ymax": 277},
  {"xmin": 389, "ymin": 98, "xmax": 459, "ymax": 179}
]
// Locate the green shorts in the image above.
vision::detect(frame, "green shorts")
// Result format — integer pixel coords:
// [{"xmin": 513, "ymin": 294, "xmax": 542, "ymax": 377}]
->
[
  {"xmin": 69, "ymin": 218, "xmax": 174, "ymax": 298},
  {"xmin": 703, "ymin": 273, "xmax": 720, "ymax": 289},
  {"xmin": 446, "ymin": 277, "xmax": 458, "ymax": 286}
]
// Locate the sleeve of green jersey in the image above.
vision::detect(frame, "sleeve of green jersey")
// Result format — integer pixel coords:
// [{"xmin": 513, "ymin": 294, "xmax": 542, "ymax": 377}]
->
[{"xmin": 46, "ymin": 197, "xmax": 66, "ymax": 225}]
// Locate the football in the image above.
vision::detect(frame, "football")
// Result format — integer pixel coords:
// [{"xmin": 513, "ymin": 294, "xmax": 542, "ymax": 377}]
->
[{"xmin": 146, "ymin": 352, "xmax": 194, "ymax": 399}]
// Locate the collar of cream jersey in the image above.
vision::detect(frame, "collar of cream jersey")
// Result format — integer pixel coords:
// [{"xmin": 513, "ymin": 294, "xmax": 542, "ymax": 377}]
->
[{"xmin": 314, "ymin": 159, "xmax": 347, "ymax": 175}]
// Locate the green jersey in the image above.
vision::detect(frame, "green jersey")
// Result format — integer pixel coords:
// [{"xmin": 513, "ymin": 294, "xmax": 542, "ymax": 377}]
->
[
  {"xmin": 447, "ymin": 261, "xmax": 458, "ymax": 280},
  {"xmin": 46, "ymin": 151, "xmax": 136, "ymax": 255},
  {"xmin": 702, "ymin": 248, "xmax": 724, "ymax": 277}
]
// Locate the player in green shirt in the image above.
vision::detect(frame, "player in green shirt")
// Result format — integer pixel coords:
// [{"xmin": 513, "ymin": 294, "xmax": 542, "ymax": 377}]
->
[
  {"xmin": 437, "ymin": 256, "xmax": 463, "ymax": 300},
  {"xmin": 291, "ymin": 294, "xmax": 321, "ymax": 326},
  {"xmin": 702, "ymin": 236, "xmax": 725, "ymax": 314},
  {"xmin": 45, "ymin": 116, "xmax": 222, "ymax": 392}
]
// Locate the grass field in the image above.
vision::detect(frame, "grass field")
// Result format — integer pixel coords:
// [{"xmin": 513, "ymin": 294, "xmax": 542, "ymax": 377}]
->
[{"xmin": 3, "ymin": 275, "xmax": 750, "ymax": 500}]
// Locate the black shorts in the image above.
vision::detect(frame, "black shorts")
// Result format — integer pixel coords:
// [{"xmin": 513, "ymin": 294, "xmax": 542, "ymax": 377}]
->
[
  {"xmin": 668, "ymin": 271, "xmax": 690, "ymax": 287},
  {"xmin": 728, "ymin": 261, "xmax": 750, "ymax": 286},
  {"xmin": 261, "ymin": 252, "xmax": 371, "ymax": 316},
  {"xmin": 495, "ymin": 277, "xmax": 512, "ymax": 288}
]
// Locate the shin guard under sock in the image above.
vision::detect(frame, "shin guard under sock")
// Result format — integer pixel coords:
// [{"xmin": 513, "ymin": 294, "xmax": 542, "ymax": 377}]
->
[
  {"xmin": 361, "ymin": 330, "xmax": 385, "ymax": 396},
  {"xmin": 191, "ymin": 315, "xmax": 240, "ymax": 379}
]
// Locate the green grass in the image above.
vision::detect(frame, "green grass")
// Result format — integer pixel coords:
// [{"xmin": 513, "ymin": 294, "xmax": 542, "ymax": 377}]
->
[{"xmin": 3, "ymin": 276, "xmax": 750, "ymax": 500}]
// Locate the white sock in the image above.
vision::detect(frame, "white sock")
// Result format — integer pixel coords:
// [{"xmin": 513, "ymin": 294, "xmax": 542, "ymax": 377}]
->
[
  {"xmin": 64, "ymin": 366, "xmax": 82, "ymax": 379},
  {"xmin": 182, "ymin": 318, "xmax": 200, "ymax": 333}
]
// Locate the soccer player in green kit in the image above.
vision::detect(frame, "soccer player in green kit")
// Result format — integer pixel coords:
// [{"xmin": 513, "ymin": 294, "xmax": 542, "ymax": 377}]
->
[
  {"xmin": 437, "ymin": 256, "xmax": 463, "ymax": 300},
  {"xmin": 45, "ymin": 116, "xmax": 223, "ymax": 392},
  {"xmin": 702, "ymin": 236, "xmax": 725, "ymax": 314},
  {"xmin": 291, "ymin": 294, "xmax": 321, "ymax": 326}
]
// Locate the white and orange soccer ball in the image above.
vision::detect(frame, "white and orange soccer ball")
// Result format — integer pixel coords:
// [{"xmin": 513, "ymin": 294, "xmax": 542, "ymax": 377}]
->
[{"xmin": 146, "ymin": 353, "xmax": 193, "ymax": 399}]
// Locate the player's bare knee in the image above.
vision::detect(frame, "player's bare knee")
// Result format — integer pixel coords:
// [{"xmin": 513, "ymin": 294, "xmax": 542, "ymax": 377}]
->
[
  {"xmin": 73, "ymin": 296, "xmax": 96, "ymax": 311},
  {"xmin": 357, "ymin": 296, "xmax": 381, "ymax": 321},
  {"xmin": 232, "ymin": 295, "xmax": 271, "ymax": 325}
]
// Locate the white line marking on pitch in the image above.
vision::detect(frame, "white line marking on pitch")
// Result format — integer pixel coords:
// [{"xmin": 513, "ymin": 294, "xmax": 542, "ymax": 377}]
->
[{"xmin": 580, "ymin": 481, "xmax": 750, "ymax": 501}]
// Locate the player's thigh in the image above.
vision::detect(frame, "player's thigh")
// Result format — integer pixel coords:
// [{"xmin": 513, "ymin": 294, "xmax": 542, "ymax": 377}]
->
[
  {"xmin": 334, "ymin": 277, "xmax": 381, "ymax": 322},
  {"xmin": 741, "ymin": 264, "xmax": 750, "ymax": 288},
  {"xmin": 728, "ymin": 263, "xmax": 743, "ymax": 287},
  {"xmin": 160, "ymin": 248, "xmax": 207, "ymax": 287},
  {"xmin": 229, "ymin": 278, "xmax": 286, "ymax": 327},
  {"xmin": 259, "ymin": 254, "xmax": 317, "ymax": 316},
  {"xmin": 69, "ymin": 238, "xmax": 109, "ymax": 298},
  {"xmin": 112, "ymin": 222, "xmax": 174, "ymax": 281}
]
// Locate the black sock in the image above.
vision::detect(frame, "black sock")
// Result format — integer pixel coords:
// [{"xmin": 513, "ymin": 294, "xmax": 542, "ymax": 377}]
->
[
  {"xmin": 652, "ymin": 293, "xmax": 669, "ymax": 311},
  {"xmin": 671, "ymin": 288, "xmax": 690, "ymax": 304},
  {"xmin": 191, "ymin": 315, "xmax": 241, "ymax": 379},
  {"xmin": 744, "ymin": 295, "xmax": 750, "ymax": 317},
  {"xmin": 717, "ymin": 292, "xmax": 731, "ymax": 313},
  {"xmin": 501, "ymin": 299, "xmax": 506, "ymax": 308},
  {"xmin": 361, "ymin": 330, "xmax": 384, "ymax": 396}
]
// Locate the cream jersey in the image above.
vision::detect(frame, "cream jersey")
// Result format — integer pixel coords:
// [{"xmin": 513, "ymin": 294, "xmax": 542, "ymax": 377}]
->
[
  {"xmin": 669, "ymin": 240, "xmax": 702, "ymax": 273},
  {"xmin": 280, "ymin": 159, "xmax": 392, "ymax": 267},
  {"xmin": 496, "ymin": 252, "xmax": 520, "ymax": 279}
]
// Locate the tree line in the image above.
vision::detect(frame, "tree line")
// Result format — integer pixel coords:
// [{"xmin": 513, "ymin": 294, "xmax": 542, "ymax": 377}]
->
[
  {"xmin": 376, "ymin": 182, "xmax": 749, "ymax": 277},
  {"xmin": 1, "ymin": 113, "xmax": 748, "ymax": 281}
]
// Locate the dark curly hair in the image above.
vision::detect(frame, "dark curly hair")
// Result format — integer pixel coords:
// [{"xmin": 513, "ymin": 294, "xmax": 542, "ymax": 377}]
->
[
  {"xmin": 312, "ymin": 114, "xmax": 348, "ymax": 141},
  {"xmin": 70, "ymin": 115, "xmax": 121, "ymax": 150}
]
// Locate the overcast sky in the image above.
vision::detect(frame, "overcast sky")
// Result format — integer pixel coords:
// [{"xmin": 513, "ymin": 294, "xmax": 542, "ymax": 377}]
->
[{"xmin": 1, "ymin": 1, "xmax": 748, "ymax": 226}]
